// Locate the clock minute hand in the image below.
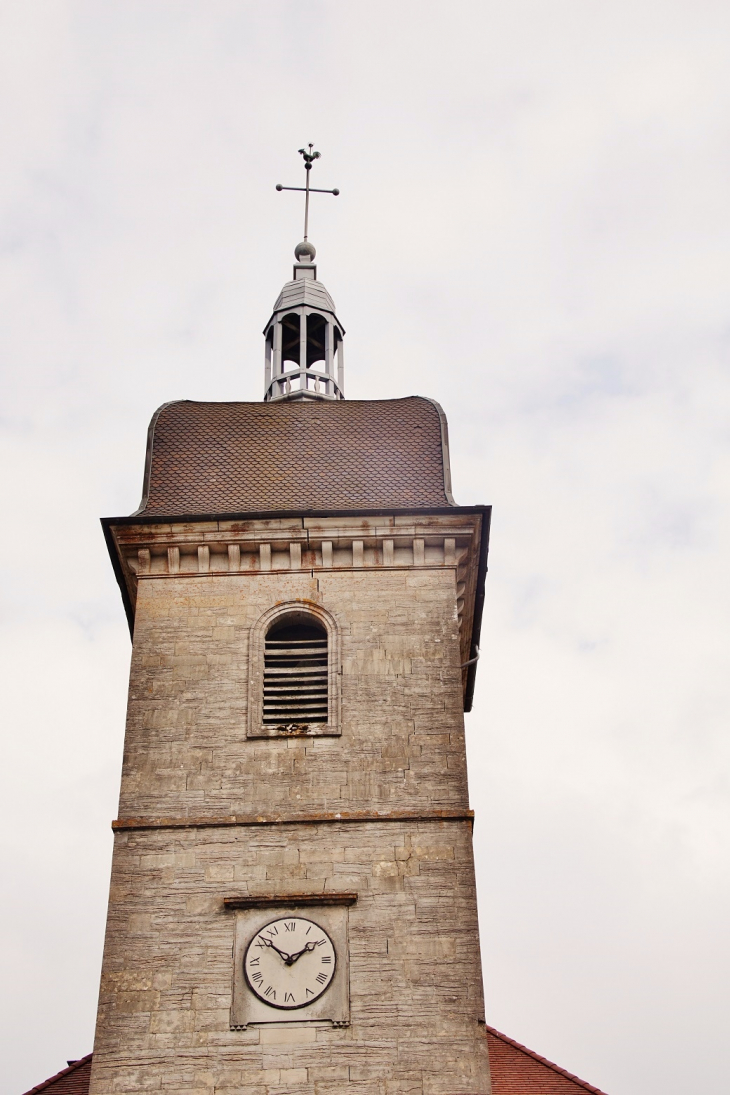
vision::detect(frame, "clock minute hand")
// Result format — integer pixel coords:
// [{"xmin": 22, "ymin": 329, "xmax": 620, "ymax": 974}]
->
[
  {"xmin": 286, "ymin": 940, "xmax": 317, "ymax": 965},
  {"xmin": 260, "ymin": 936, "xmax": 292, "ymax": 963}
]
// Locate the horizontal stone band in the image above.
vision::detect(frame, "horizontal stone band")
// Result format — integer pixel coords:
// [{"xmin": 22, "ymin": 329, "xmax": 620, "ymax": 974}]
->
[
  {"xmin": 223, "ymin": 892, "xmax": 358, "ymax": 910},
  {"xmin": 112, "ymin": 807, "xmax": 475, "ymax": 832}
]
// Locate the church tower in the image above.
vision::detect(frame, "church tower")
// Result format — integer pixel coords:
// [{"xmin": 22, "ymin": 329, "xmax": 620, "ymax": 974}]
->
[{"xmin": 92, "ymin": 151, "xmax": 492, "ymax": 1095}]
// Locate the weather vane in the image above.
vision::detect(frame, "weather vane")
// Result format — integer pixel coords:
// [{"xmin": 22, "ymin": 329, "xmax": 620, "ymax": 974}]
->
[{"xmin": 276, "ymin": 145, "xmax": 339, "ymax": 243}]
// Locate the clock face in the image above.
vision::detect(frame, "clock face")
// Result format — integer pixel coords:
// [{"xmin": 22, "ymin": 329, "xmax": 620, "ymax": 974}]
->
[{"xmin": 244, "ymin": 916, "xmax": 337, "ymax": 1010}]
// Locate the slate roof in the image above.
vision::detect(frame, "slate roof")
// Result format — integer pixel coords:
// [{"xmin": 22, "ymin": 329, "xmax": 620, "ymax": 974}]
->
[
  {"xmin": 25, "ymin": 1036, "xmax": 609, "ymax": 1094},
  {"xmin": 486, "ymin": 1026, "xmax": 610, "ymax": 1094},
  {"xmin": 134, "ymin": 396, "xmax": 455, "ymax": 518}
]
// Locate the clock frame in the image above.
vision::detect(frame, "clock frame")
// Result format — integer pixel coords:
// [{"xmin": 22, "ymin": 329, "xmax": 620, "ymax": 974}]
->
[{"xmin": 228, "ymin": 897, "xmax": 353, "ymax": 1029}]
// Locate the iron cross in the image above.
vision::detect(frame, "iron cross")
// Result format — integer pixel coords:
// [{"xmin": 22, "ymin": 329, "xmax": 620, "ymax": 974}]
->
[{"xmin": 276, "ymin": 145, "xmax": 339, "ymax": 242}]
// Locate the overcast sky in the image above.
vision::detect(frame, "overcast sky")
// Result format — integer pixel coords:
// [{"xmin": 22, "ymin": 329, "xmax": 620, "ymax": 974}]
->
[{"xmin": 1, "ymin": 3, "xmax": 729, "ymax": 1093}]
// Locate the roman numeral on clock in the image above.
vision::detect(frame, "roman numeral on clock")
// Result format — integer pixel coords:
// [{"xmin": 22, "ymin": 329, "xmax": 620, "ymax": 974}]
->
[
  {"xmin": 315, "ymin": 972, "xmax": 328, "ymax": 984},
  {"xmin": 264, "ymin": 985, "xmax": 276, "ymax": 999},
  {"xmin": 251, "ymin": 972, "xmax": 263, "ymax": 984},
  {"xmin": 284, "ymin": 921, "xmax": 296, "ymax": 931},
  {"xmin": 285, "ymin": 992, "xmax": 295, "ymax": 1003},
  {"xmin": 321, "ymin": 955, "xmax": 332, "ymax": 964}
]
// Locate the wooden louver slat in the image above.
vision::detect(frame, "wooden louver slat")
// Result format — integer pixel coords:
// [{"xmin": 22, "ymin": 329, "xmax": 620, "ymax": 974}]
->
[{"xmin": 263, "ymin": 636, "xmax": 328, "ymax": 725}]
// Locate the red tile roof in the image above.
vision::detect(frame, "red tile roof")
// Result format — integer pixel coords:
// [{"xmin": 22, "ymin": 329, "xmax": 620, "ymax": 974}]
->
[
  {"xmin": 24, "ymin": 1036, "xmax": 609, "ymax": 1095},
  {"xmin": 21, "ymin": 1055, "xmax": 92, "ymax": 1095},
  {"xmin": 486, "ymin": 1026, "xmax": 609, "ymax": 1094},
  {"xmin": 134, "ymin": 396, "xmax": 455, "ymax": 517}
]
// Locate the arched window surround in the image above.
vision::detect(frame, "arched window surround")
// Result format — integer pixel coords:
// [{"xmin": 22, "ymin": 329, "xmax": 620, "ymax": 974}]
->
[{"xmin": 247, "ymin": 600, "xmax": 341, "ymax": 738}]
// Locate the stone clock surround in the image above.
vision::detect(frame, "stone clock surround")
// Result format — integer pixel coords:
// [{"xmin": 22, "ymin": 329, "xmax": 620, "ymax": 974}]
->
[{"xmin": 232, "ymin": 902, "xmax": 350, "ymax": 1027}]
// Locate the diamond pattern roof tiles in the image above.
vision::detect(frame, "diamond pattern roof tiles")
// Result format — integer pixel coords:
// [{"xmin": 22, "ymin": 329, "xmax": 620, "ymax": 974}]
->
[{"xmin": 135, "ymin": 396, "xmax": 454, "ymax": 517}]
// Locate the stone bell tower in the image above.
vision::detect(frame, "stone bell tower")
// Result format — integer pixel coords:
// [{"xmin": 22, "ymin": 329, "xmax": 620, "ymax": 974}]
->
[{"xmin": 91, "ymin": 152, "xmax": 492, "ymax": 1095}]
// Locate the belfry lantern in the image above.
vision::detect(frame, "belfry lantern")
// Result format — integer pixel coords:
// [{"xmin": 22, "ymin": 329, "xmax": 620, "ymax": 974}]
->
[{"xmin": 264, "ymin": 145, "xmax": 345, "ymax": 401}]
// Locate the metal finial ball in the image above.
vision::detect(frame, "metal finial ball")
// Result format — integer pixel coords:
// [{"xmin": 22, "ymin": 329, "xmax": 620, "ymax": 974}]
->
[
  {"xmin": 332, "ymin": 188, "xmax": 340, "ymax": 196},
  {"xmin": 294, "ymin": 240, "xmax": 316, "ymax": 263},
  {"xmin": 276, "ymin": 184, "xmax": 283, "ymax": 191}
]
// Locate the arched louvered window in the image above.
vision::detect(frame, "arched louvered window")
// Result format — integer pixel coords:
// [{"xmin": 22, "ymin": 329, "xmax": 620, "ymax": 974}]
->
[
  {"xmin": 248, "ymin": 602, "xmax": 340, "ymax": 739},
  {"xmin": 263, "ymin": 618, "xmax": 328, "ymax": 729}
]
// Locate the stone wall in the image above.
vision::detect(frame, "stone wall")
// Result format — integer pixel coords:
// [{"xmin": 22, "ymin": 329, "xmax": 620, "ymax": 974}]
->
[
  {"xmin": 89, "ymin": 523, "xmax": 491, "ymax": 1095},
  {"xmin": 90, "ymin": 821, "xmax": 489, "ymax": 1095},
  {"xmin": 119, "ymin": 568, "xmax": 469, "ymax": 819}
]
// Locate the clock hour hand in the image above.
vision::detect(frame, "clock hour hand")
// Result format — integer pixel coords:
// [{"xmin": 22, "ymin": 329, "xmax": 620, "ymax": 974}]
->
[
  {"xmin": 259, "ymin": 936, "xmax": 292, "ymax": 963},
  {"xmin": 285, "ymin": 940, "xmax": 317, "ymax": 964}
]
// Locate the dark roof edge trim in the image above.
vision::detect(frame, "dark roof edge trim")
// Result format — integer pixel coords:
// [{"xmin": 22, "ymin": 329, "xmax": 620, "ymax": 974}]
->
[
  {"xmin": 464, "ymin": 506, "xmax": 490, "ymax": 712},
  {"xmin": 130, "ymin": 399, "xmax": 182, "ymax": 517},
  {"xmin": 102, "ymin": 518, "xmax": 136, "ymax": 637},
  {"xmin": 103, "ymin": 504, "xmax": 489, "ymax": 527},
  {"xmin": 484, "ymin": 1026, "xmax": 610, "ymax": 1095},
  {"xmin": 422, "ymin": 397, "xmax": 456, "ymax": 505},
  {"xmin": 21, "ymin": 1053, "xmax": 92, "ymax": 1095}
]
